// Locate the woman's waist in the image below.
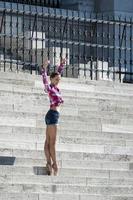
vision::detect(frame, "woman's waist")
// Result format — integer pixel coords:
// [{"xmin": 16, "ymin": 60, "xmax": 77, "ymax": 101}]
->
[{"xmin": 50, "ymin": 105, "xmax": 61, "ymax": 112}]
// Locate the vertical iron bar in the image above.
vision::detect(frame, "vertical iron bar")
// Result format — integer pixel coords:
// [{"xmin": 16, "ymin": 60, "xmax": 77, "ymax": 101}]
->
[
  {"xmin": 41, "ymin": 5, "xmax": 44, "ymax": 68},
  {"xmin": 0, "ymin": 11, "xmax": 4, "ymax": 33},
  {"xmin": 22, "ymin": 3, "xmax": 25, "ymax": 71},
  {"xmin": 0, "ymin": 10, "xmax": 5, "ymax": 70},
  {"xmin": 0, "ymin": 7, "xmax": 5, "ymax": 71},
  {"xmin": 124, "ymin": 17, "xmax": 127, "ymax": 82},
  {"xmin": 83, "ymin": 11, "xmax": 87, "ymax": 78},
  {"xmin": 95, "ymin": 13, "xmax": 98, "ymax": 80},
  {"xmin": 118, "ymin": 16, "xmax": 122, "ymax": 82},
  {"xmin": 113, "ymin": 15, "xmax": 116, "ymax": 81},
  {"xmin": 71, "ymin": 10, "xmax": 74, "ymax": 77},
  {"xmin": 35, "ymin": 7, "xmax": 38, "ymax": 74},
  {"xmin": 29, "ymin": 1, "xmax": 32, "ymax": 74},
  {"xmin": 59, "ymin": 9, "xmax": 61, "ymax": 64},
  {"xmin": 53, "ymin": 8, "xmax": 56, "ymax": 67},
  {"xmin": 90, "ymin": 13, "xmax": 93, "ymax": 80},
  {"xmin": 107, "ymin": 15, "xmax": 110, "ymax": 79},
  {"xmin": 16, "ymin": 1, "xmax": 19, "ymax": 72},
  {"xmin": 3, "ymin": 1, "xmax": 6, "ymax": 71},
  {"xmin": 62, "ymin": 14, "xmax": 68, "ymax": 76},
  {"xmin": 77, "ymin": 10, "xmax": 80, "ymax": 77},
  {"xmin": 47, "ymin": 7, "xmax": 50, "ymax": 60},
  {"xmin": 66, "ymin": 9, "xmax": 68, "ymax": 77},
  {"xmin": 130, "ymin": 17, "xmax": 133, "ymax": 82},
  {"xmin": 10, "ymin": 2, "xmax": 12, "ymax": 71},
  {"xmin": 101, "ymin": 14, "xmax": 104, "ymax": 79}
]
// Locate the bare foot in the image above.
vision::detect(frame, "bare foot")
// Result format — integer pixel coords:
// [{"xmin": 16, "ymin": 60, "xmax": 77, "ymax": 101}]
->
[
  {"xmin": 52, "ymin": 162, "xmax": 58, "ymax": 176},
  {"xmin": 46, "ymin": 162, "xmax": 52, "ymax": 176}
]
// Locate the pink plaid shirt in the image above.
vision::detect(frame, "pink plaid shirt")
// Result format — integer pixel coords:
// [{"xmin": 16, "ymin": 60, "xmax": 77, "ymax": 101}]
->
[{"xmin": 41, "ymin": 64, "xmax": 64, "ymax": 108}]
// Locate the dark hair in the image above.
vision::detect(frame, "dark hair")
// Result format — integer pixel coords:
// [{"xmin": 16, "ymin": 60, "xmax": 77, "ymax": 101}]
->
[{"xmin": 50, "ymin": 72, "xmax": 60, "ymax": 79}]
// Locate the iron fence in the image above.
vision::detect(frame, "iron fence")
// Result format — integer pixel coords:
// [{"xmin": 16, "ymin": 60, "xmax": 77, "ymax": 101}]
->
[{"xmin": 0, "ymin": 1, "xmax": 133, "ymax": 82}]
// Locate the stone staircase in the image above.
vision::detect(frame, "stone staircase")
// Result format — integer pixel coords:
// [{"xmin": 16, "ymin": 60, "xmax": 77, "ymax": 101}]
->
[{"xmin": 0, "ymin": 71, "xmax": 133, "ymax": 200}]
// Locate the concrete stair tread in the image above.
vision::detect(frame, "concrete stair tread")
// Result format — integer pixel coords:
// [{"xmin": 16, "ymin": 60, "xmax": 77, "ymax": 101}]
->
[
  {"xmin": 0, "ymin": 110, "xmax": 133, "ymax": 121},
  {"xmin": 0, "ymin": 183, "xmax": 133, "ymax": 195},
  {"xmin": 1, "ymin": 71, "xmax": 133, "ymax": 93},
  {"xmin": 1, "ymin": 175, "xmax": 133, "ymax": 187},
  {"xmin": 1, "ymin": 111, "xmax": 133, "ymax": 128},
  {"xmin": 0, "ymin": 156, "xmax": 131, "ymax": 170},
  {"xmin": 0, "ymin": 81, "xmax": 133, "ymax": 102},
  {"xmin": 0, "ymin": 132, "xmax": 131, "ymax": 146},
  {"xmin": 1, "ymin": 147, "xmax": 133, "ymax": 162},
  {"xmin": 0, "ymin": 132, "xmax": 131, "ymax": 143},
  {"xmin": 1, "ymin": 91, "xmax": 133, "ymax": 110},
  {"xmin": 0, "ymin": 193, "xmax": 133, "ymax": 200},
  {"xmin": 1, "ymin": 117, "xmax": 133, "ymax": 133},
  {"xmin": 1, "ymin": 126, "xmax": 133, "ymax": 140},
  {"xmin": 0, "ymin": 165, "xmax": 133, "ymax": 178},
  {"xmin": 1, "ymin": 139, "xmax": 133, "ymax": 155}
]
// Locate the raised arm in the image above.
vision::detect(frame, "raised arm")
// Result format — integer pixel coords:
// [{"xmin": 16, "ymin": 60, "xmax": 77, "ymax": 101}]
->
[
  {"xmin": 41, "ymin": 60, "xmax": 51, "ymax": 93},
  {"xmin": 57, "ymin": 58, "xmax": 66, "ymax": 75}
]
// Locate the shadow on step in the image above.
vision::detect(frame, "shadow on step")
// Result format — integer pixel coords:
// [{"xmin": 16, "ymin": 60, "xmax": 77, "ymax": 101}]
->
[
  {"xmin": 33, "ymin": 166, "xmax": 48, "ymax": 175},
  {"xmin": 0, "ymin": 156, "xmax": 16, "ymax": 165}
]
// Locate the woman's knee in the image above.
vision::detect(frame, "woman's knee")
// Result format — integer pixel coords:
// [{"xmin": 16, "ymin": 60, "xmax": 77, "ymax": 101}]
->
[
  {"xmin": 44, "ymin": 140, "xmax": 49, "ymax": 149},
  {"xmin": 49, "ymin": 139, "xmax": 56, "ymax": 147}
]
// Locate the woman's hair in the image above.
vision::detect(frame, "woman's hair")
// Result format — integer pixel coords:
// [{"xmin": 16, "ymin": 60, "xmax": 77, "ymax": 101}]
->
[{"xmin": 50, "ymin": 72, "xmax": 60, "ymax": 79}]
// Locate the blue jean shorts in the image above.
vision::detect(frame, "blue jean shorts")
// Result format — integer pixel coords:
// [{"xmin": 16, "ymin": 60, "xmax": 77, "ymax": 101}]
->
[{"xmin": 45, "ymin": 109, "xmax": 60, "ymax": 125}]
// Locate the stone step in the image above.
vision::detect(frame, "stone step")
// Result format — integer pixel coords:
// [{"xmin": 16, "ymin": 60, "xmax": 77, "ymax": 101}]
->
[
  {"xmin": 0, "ymin": 182, "xmax": 133, "ymax": 195},
  {"xmin": 0, "ymin": 193, "xmax": 132, "ymax": 200},
  {"xmin": 1, "ymin": 117, "xmax": 133, "ymax": 134},
  {"xmin": 1, "ymin": 174, "xmax": 133, "ymax": 187},
  {"xmin": 0, "ymin": 193, "xmax": 39, "ymax": 200},
  {"xmin": 0, "ymin": 92, "xmax": 133, "ymax": 116},
  {"xmin": 0, "ymin": 174, "xmax": 86, "ymax": 186},
  {"xmin": 1, "ymin": 125, "xmax": 133, "ymax": 141},
  {"xmin": 1, "ymin": 106, "xmax": 133, "ymax": 125},
  {"xmin": 0, "ymin": 81, "xmax": 133, "ymax": 102},
  {"xmin": 0, "ymin": 117, "xmax": 102, "ymax": 132},
  {"xmin": 0, "ymin": 110, "xmax": 132, "ymax": 126},
  {"xmin": 0, "ymin": 148, "xmax": 133, "ymax": 162},
  {"xmin": 0, "ymin": 93, "xmax": 133, "ymax": 117},
  {"xmin": 1, "ymin": 90, "xmax": 133, "ymax": 109},
  {"xmin": 102, "ymin": 124, "xmax": 133, "ymax": 134},
  {"xmin": 0, "ymin": 71, "xmax": 132, "ymax": 86},
  {"xmin": 1, "ymin": 71, "xmax": 133, "ymax": 93},
  {"xmin": 0, "ymin": 156, "xmax": 130, "ymax": 171},
  {"xmin": 77, "ymin": 111, "xmax": 133, "ymax": 125},
  {"xmin": 1, "ymin": 100, "xmax": 133, "ymax": 116},
  {"xmin": 0, "ymin": 90, "xmax": 133, "ymax": 107},
  {"xmin": 0, "ymin": 101, "xmax": 132, "ymax": 119},
  {"xmin": 1, "ymin": 138, "xmax": 133, "ymax": 155},
  {"xmin": 0, "ymin": 126, "xmax": 133, "ymax": 144},
  {"xmin": 0, "ymin": 104, "xmax": 133, "ymax": 124},
  {"xmin": 0, "ymin": 131, "xmax": 132, "ymax": 147},
  {"xmin": 0, "ymin": 165, "xmax": 133, "ymax": 179},
  {"xmin": 79, "ymin": 196, "xmax": 133, "ymax": 200},
  {"xmin": 58, "ymin": 136, "xmax": 131, "ymax": 146},
  {"xmin": 0, "ymin": 140, "xmax": 105, "ymax": 153}
]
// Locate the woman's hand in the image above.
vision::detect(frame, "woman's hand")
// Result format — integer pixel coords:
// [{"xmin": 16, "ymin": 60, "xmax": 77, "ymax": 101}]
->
[
  {"xmin": 42, "ymin": 59, "xmax": 50, "ymax": 69},
  {"xmin": 60, "ymin": 58, "xmax": 66, "ymax": 65}
]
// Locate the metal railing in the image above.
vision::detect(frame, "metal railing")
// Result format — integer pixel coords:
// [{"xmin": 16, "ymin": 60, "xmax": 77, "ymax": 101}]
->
[{"xmin": 0, "ymin": 1, "xmax": 133, "ymax": 83}]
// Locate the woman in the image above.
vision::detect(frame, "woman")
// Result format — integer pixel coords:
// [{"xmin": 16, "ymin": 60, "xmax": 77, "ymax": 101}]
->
[{"xmin": 41, "ymin": 58, "xmax": 66, "ymax": 176}]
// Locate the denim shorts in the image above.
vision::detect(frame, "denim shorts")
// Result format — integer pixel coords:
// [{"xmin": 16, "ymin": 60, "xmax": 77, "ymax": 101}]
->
[{"xmin": 45, "ymin": 109, "xmax": 60, "ymax": 125}]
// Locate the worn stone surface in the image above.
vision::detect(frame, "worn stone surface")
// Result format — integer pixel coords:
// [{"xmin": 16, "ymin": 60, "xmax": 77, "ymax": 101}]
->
[{"xmin": 0, "ymin": 72, "xmax": 133, "ymax": 199}]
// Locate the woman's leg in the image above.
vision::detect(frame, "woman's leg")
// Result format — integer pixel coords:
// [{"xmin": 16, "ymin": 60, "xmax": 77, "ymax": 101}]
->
[
  {"xmin": 47, "ymin": 125, "xmax": 58, "ymax": 175},
  {"xmin": 44, "ymin": 126, "xmax": 52, "ymax": 174}
]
